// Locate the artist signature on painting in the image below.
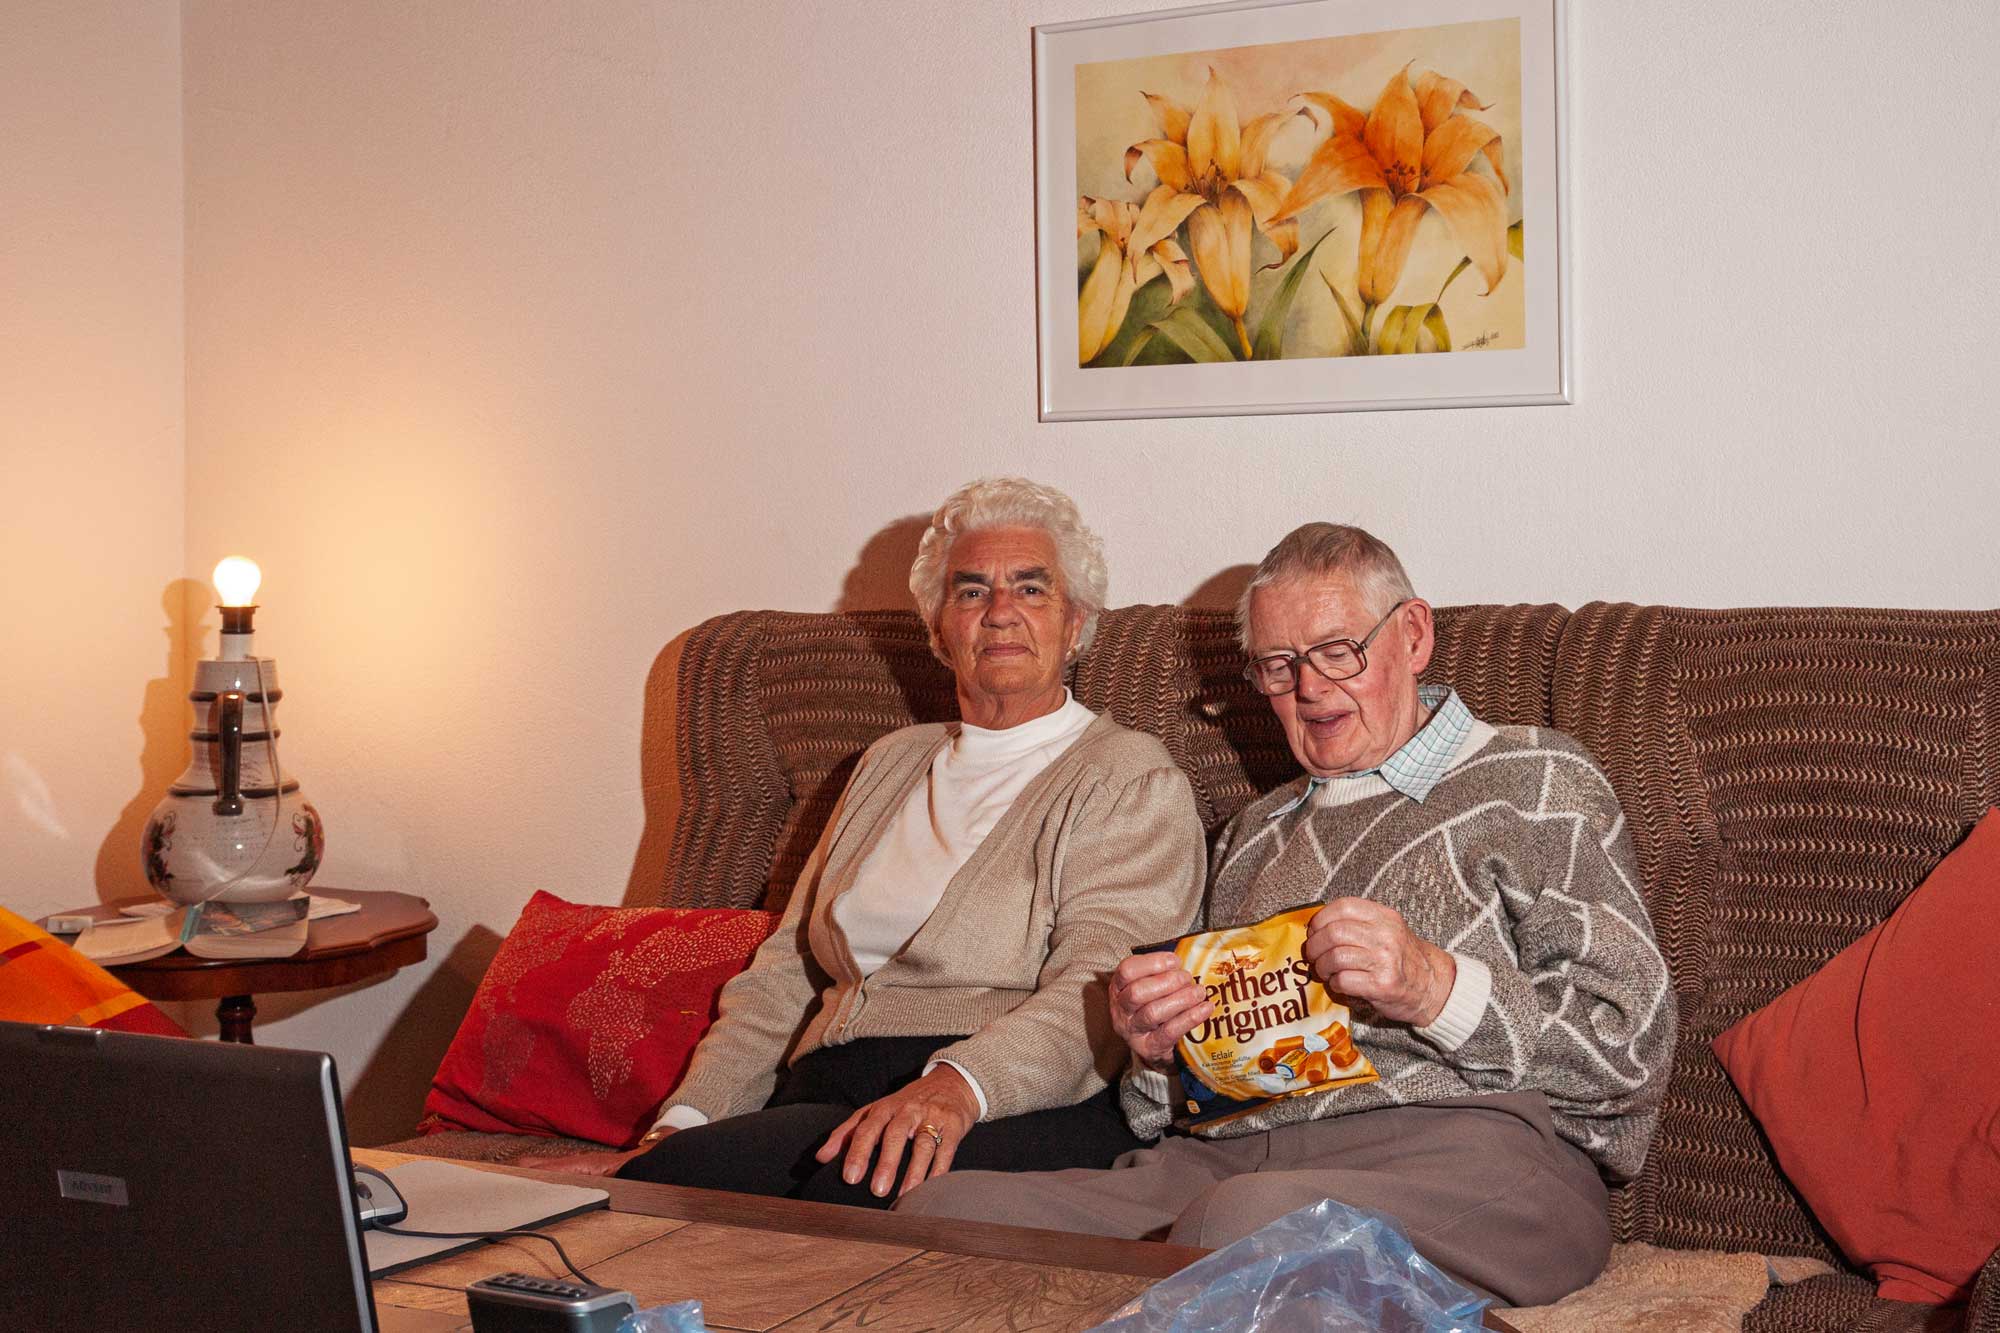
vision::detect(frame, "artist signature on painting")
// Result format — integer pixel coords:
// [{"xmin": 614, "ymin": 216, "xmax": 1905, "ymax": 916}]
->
[{"xmin": 1466, "ymin": 330, "xmax": 1501, "ymax": 349}]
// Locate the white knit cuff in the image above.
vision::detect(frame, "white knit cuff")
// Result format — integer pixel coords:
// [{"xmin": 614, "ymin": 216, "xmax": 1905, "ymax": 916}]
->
[
  {"xmin": 1416, "ymin": 953, "xmax": 1491, "ymax": 1052},
  {"xmin": 652, "ymin": 1103, "xmax": 710, "ymax": 1133},
  {"xmin": 924, "ymin": 1058, "xmax": 991, "ymax": 1120},
  {"xmin": 1129, "ymin": 1062, "xmax": 1174, "ymax": 1106}
]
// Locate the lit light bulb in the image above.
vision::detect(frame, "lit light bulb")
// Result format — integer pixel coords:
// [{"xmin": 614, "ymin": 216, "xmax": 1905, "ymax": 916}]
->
[{"xmin": 213, "ymin": 556, "xmax": 263, "ymax": 607}]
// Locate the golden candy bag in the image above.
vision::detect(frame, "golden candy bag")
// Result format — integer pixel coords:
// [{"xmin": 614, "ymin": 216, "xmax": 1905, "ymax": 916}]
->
[{"xmin": 1140, "ymin": 903, "xmax": 1377, "ymax": 1129}]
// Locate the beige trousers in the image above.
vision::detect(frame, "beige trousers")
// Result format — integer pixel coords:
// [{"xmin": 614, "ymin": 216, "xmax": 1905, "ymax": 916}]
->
[{"xmin": 895, "ymin": 1092, "xmax": 1612, "ymax": 1307}]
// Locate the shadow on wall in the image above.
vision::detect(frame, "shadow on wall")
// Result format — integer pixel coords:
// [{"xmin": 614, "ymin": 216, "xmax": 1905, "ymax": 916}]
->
[
  {"xmin": 1184, "ymin": 565, "xmax": 1255, "ymax": 616},
  {"xmin": 344, "ymin": 923, "xmax": 504, "ymax": 1146},
  {"xmin": 836, "ymin": 514, "xmax": 929, "ymax": 613},
  {"xmin": 623, "ymin": 628, "xmax": 689, "ymax": 909},
  {"xmin": 842, "ymin": 516, "xmax": 957, "ymax": 728},
  {"xmin": 93, "ymin": 579, "xmax": 203, "ymax": 904},
  {"xmin": 619, "ymin": 515, "xmax": 953, "ymax": 910},
  {"xmin": 157, "ymin": 924, "xmax": 497, "ymax": 1148}
]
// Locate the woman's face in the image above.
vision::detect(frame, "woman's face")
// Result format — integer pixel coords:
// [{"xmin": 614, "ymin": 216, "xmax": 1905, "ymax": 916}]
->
[{"xmin": 935, "ymin": 525, "xmax": 1083, "ymax": 729}]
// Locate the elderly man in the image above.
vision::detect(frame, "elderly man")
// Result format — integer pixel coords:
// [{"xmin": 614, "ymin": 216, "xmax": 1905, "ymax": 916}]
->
[{"xmin": 898, "ymin": 523, "xmax": 1676, "ymax": 1306}]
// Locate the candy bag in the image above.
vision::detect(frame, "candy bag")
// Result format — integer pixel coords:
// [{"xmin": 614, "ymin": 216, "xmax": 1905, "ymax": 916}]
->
[{"xmin": 1140, "ymin": 904, "xmax": 1377, "ymax": 1130}]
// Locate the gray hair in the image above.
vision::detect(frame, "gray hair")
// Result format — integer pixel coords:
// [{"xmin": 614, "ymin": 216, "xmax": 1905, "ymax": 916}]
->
[
  {"xmin": 1235, "ymin": 523, "xmax": 1417, "ymax": 652},
  {"xmin": 909, "ymin": 478, "xmax": 1109, "ymax": 663}
]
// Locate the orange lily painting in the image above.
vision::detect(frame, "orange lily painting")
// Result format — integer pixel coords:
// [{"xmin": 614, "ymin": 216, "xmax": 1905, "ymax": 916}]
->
[{"xmin": 1073, "ymin": 19, "xmax": 1525, "ymax": 369}]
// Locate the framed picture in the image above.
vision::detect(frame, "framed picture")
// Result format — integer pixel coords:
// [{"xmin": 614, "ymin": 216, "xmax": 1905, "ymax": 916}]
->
[{"xmin": 1034, "ymin": 0, "xmax": 1570, "ymax": 421}]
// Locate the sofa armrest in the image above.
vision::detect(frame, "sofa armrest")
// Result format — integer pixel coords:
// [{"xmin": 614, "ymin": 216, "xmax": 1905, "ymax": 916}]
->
[{"xmin": 1968, "ymin": 1242, "xmax": 2000, "ymax": 1333}]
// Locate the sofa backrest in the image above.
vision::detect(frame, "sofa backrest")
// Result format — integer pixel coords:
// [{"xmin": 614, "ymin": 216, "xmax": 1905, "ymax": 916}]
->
[
  {"xmin": 656, "ymin": 601, "xmax": 2000, "ymax": 1260},
  {"xmin": 1553, "ymin": 604, "xmax": 2000, "ymax": 1259},
  {"xmin": 658, "ymin": 603, "xmax": 1573, "ymax": 908}
]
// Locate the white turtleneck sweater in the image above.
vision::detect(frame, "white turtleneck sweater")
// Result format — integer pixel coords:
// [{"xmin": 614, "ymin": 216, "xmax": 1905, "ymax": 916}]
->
[
  {"xmin": 834, "ymin": 690, "xmax": 1097, "ymax": 974},
  {"xmin": 656, "ymin": 691, "xmax": 1097, "ymax": 1130}
]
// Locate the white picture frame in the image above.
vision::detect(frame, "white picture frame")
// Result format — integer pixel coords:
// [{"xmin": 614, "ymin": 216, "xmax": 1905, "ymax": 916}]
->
[{"xmin": 1035, "ymin": 0, "xmax": 1571, "ymax": 421}]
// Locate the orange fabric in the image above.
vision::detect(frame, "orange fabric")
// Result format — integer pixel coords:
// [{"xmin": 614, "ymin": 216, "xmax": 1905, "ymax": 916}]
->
[
  {"xmin": 1713, "ymin": 808, "xmax": 2000, "ymax": 1305},
  {"xmin": 0, "ymin": 907, "xmax": 185, "ymax": 1036},
  {"xmin": 421, "ymin": 891, "xmax": 778, "ymax": 1147}
]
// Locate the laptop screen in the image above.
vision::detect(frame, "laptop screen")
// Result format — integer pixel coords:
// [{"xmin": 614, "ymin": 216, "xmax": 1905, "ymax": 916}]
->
[{"xmin": 1, "ymin": 1021, "xmax": 379, "ymax": 1333}]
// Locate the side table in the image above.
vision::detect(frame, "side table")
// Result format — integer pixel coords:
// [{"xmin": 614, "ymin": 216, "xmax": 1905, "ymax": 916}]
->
[{"xmin": 95, "ymin": 889, "xmax": 438, "ymax": 1042}]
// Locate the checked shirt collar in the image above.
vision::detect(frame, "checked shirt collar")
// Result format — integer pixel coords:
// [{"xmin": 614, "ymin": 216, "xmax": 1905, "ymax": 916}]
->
[{"xmin": 1265, "ymin": 684, "xmax": 1471, "ymax": 818}]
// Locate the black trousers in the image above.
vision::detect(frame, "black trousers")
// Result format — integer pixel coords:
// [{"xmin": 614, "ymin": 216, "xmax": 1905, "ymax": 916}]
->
[{"xmin": 615, "ymin": 1035, "xmax": 1143, "ymax": 1210}]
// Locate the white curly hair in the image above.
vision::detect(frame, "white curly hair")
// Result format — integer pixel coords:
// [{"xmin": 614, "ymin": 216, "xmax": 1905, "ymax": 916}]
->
[{"xmin": 909, "ymin": 478, "xmax": 1109, "ymax": 665}]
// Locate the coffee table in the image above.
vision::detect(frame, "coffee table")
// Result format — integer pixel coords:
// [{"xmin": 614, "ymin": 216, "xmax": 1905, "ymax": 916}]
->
[
  {"xmin": 95, "ymin": 888, "xmax": 437, "ymax": 1042},
  {"xmin": 359, "ymin": 1148, "xmax": 1523, "ymax": 1332}
]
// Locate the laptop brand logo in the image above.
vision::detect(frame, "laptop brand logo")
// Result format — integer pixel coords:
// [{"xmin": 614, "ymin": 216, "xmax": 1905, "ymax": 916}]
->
[{"xmin": 57, "ymin": 1170, "xmax": 130, "ymax": 1206}]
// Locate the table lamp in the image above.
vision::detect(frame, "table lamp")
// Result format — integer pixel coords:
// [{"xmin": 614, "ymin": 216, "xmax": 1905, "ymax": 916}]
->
[{"xmin": 142, "ymin": 557, "xmax": 325, "ymax": 904}]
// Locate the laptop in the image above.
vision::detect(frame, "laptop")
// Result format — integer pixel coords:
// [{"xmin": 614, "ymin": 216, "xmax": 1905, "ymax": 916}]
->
[{"xmin": 1, "ymin": 1020, "xmax": 384, "ymax": 1333}]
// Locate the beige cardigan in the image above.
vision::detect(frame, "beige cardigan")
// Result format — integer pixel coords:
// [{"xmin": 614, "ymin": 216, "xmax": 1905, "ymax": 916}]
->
[{"xmin": 668, "ymin": 714, "xmax": 1206, "ymax": 1122}]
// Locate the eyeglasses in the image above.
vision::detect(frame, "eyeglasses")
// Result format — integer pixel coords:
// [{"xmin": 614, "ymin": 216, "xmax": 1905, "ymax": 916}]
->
[{"xmin": 1241, "ymin": 600, "xmax": 1410, "ymax": 696}]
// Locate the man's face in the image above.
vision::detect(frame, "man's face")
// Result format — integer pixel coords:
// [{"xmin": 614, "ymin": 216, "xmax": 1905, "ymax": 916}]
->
[{"xmin": 1246, "ymin": 574, "xmax": 1434, "ymax": 779}]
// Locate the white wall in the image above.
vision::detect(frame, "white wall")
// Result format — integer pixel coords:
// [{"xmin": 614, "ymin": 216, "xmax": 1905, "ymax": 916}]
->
[
  {"xmin": 29, "ymin": 0, "xmax": 1994, "ymax": 1140},
  {"xmin": 1, "ymin": 5, "xmax": 186, "ymax": 923}
]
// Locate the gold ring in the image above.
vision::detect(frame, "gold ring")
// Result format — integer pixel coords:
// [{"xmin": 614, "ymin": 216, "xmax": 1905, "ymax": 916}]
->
[{"xmin": 918, "ymin": 1122, "xmax": 943, "ymax": 1147}]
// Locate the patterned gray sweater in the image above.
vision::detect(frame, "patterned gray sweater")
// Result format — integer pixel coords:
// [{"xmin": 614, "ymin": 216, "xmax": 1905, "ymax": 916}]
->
[{"xmin": 1124, "ymin": 724, "xmax": 1676, "ymax": 1182}]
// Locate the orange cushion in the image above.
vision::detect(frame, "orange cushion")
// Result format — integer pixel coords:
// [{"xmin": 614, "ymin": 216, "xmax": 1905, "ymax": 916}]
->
[
  {"xmin": 421, "ymin": 890, "xmax": 777, "ymax": 1147},
  {"xmin": 1712, "ymin": 808, "xmax": 2000, "ymax": 1304},
  {"xmin": 0, "ymin": 908, "xmax": 186, "ymax": 1036}
]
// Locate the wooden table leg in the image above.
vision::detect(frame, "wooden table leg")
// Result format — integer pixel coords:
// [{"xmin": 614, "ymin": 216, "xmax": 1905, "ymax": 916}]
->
[{"xmin": 218, "ymin": 994, "xmax": 256, "ymax": 1043}]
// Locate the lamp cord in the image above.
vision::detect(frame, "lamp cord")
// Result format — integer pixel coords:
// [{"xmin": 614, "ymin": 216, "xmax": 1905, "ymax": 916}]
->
[{"xmin": 373, "ymin": 1225, "xmax": 594, "ymax": 1285}]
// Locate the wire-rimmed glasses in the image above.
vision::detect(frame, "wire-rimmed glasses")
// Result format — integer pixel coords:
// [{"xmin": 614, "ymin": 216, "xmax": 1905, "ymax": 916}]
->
[{"xmin": 1241, "ymin": 599, "xmax": 1410, "ymax": 696}]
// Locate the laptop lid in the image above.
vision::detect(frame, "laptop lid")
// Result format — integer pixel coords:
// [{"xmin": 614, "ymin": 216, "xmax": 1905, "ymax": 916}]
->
[{"xmin": 1, "ymin": 1021, "xmax": 379, "ymax": 1333}]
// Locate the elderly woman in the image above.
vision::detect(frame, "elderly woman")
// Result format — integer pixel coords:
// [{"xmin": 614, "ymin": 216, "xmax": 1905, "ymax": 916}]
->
[{"xmin": 523, "ymin": 478, "xmax": 1205, "ymax": 1207}]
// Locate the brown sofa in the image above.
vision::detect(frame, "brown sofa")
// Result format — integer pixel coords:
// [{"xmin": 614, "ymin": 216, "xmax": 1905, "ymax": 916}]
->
[{"xmin": 404, "ymin": 601, "xmax": 2000, "ymax": 1332}]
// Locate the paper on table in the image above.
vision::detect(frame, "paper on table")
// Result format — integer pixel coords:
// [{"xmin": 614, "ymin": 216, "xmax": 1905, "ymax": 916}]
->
[
  {"xmin": 120, "ymin": 892, "xmax": 362, "ymax": 922},
  {"xmin": 362, "ymin": 1159, "xmax": 610, "ymax": 1277},
  {"xmin": 73, "ymin": 911, "xmax": 188, "ymax": 966},
  {"xmin": 75, "ymin": 897, "xmax": 317, "ymax": 963}
]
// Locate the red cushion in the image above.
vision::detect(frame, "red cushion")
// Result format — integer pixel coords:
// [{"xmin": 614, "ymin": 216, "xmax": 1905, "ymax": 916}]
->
[
  {"xmin": 1712, "ymin": 808, "xmax": 2000, "ymax": 1305},
  {"xmin": 0, "ymin": 908, "xmax": 186, "ymax": 1037},
  {"xmin": 421, "ymin": 891, "xmax": 777, "ymax": 1147}
]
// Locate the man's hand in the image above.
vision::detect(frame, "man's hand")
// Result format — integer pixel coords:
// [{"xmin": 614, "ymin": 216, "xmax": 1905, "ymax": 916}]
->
[
  {"xmin": 815, "ymin": 1065, "xmax": 981, "ymax": 1199},
  {"xmin": 1110, "ymin": 951, "xmax": 1213, "ymax": 1072},
  {"xmin": 1303, "ymin": 897, "xmax": 1456, "ymax": 1026},
  {"xmin": 514, "ymin": 1139, "xmax": 659, "ymax": 1177}
]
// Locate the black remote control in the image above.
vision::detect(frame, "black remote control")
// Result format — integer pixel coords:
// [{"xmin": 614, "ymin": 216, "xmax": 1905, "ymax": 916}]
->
[{"xmin": 465, "ymin": 1271, "xmax": 639, "ymax": 1332}]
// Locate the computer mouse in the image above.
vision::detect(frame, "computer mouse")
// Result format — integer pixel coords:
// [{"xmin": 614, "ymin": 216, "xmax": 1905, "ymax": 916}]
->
[{"xmin": 350, "ymin": 1163, "xmax": 409, "ymax": 1229}]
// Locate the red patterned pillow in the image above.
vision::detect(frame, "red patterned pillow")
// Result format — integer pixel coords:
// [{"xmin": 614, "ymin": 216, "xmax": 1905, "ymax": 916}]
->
[{"xmin": 421, "ymin": 891, "xmax": 777, "ymax": 1147}]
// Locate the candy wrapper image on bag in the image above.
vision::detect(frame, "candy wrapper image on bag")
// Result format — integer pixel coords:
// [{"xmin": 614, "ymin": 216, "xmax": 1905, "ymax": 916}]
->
[{"xmin": 1143, "ymin": 905, "xmax": 1378, "ymax": 1130}]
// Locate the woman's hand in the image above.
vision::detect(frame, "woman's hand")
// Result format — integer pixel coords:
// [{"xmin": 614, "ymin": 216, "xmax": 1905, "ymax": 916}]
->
[
  {"xmin": 1110, "ymin": 951, "xmax": 1213, "ymax": 1072},
  {"xmin": 814, "ymin": 1065, "xmax": 980, "ymax": 1199},
  {"xmin": 515, "ymin": 1136, "xmax": 664, "ymax": 1177},
  {"xmin": 1302, "ymin": 897, "xmax": 1456, "ymax": 1026}
]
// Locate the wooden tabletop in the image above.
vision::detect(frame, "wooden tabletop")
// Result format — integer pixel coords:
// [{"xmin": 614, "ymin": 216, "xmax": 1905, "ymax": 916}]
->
[
  {"xmin": 97, "ymin": 889, "xmax": 437, "ymax": 1001},
  {"xmin": 359, "ymin": 1147, "xmax": 1521, "ymax": 1332}
]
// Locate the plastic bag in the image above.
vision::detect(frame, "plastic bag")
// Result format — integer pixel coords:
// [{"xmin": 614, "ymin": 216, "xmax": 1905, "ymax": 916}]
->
[
  {"xmin": 1087, "ymin": 1197, "xmax": 1490, "ymax": 1333},
  {"xmin": 616, "ymin": 1298, "xmax": 709, "ymax": 1333}
]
